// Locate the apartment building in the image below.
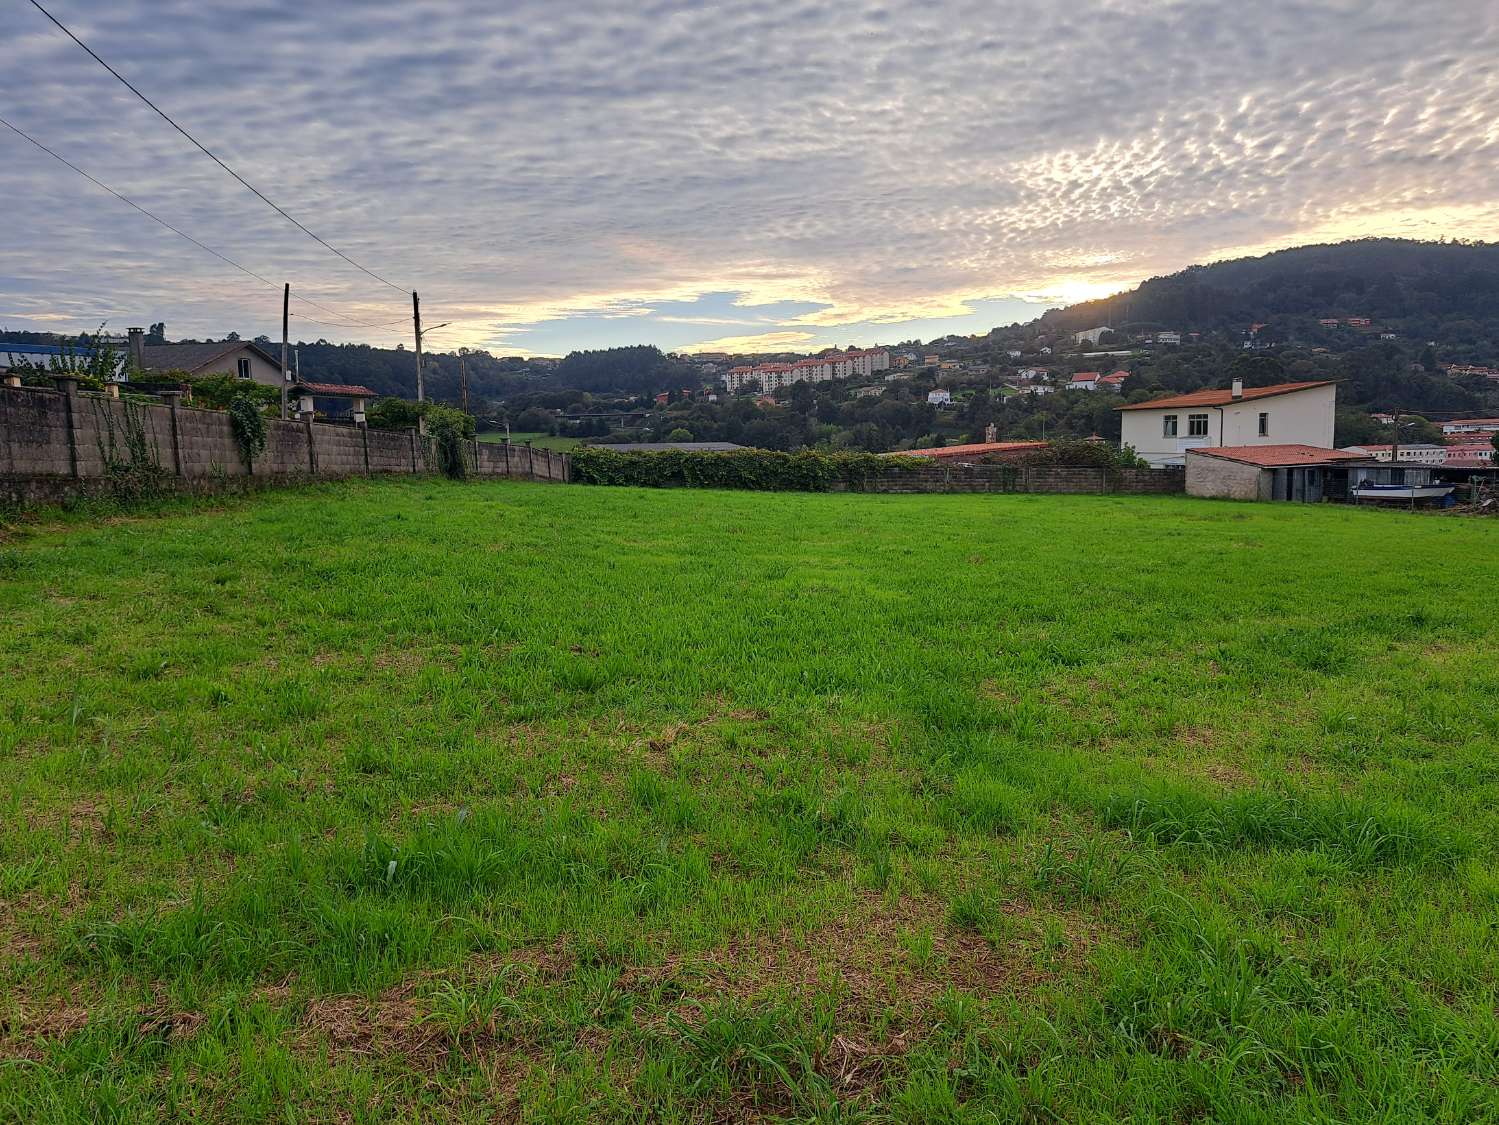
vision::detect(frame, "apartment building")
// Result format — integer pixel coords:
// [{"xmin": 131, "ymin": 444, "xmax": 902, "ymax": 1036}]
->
[{"xmin": 722, "ymin": 349, "xmax": 890, "ymax": 393}]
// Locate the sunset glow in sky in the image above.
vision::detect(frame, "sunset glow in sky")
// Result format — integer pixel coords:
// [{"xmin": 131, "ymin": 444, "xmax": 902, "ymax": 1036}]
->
[{"xmin": 3, "ymin": 0, "xmax": 1498, "ymax": 356}]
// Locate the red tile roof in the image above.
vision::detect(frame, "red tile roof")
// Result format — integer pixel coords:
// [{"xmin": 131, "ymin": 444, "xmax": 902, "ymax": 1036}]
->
[
  {"xmin": 1116, "ymin": 380, "xmax": 1335, "ymax": 411},
  {"xmin": 292, "ymin": 381, "xmax": 378, "ymax": 397},
  {"xmin": 886, "ymin": 441, "xmax": 1047, "ymax": 459},
  {"xmin": 1187, "ymin": 444, "xmax": 1368, "ymax": 467}
]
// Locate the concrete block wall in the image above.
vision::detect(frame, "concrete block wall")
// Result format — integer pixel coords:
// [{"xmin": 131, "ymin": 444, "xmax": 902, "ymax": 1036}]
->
[
  {"xmin": 175, "ymin": 405, "xmax": 245, "ymax": 476},
  {"xmin": 71, "ymin": 394, "xmax": 174, "ymax": 478},
  {"xmin": 1185, "ymin": 454, "xmax": 1266, "ymax": 500},
  {"xmin": 473, "ymin": 441, "xmax": 570, "ymax": 482},
  {"xmin": 368, "ymin": 428, "xmax": 417, "ymax": 473},
  {"xmin": 261, "ymin": 418, "xmax": 310, "ymax": 475},
  {"xmin": 1, "ymin": 382, "xmax": 570, "ymax": 505},
  {"xmin": 0, "ymin": 387, "xmax": 73, "ymax": 476},
  {"xmin": 311, "ymin": 424, "xmax": 366, "ymax": 477}
]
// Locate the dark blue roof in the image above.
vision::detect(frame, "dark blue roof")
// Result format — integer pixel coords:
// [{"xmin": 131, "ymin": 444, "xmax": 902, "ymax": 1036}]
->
[{"xmin": 0, "ymin": 341, "xmax": 99, "ymax": 357}]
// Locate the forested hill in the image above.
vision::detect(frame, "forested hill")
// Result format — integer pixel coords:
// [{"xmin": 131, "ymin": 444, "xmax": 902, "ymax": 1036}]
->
[{"xmin": 1040, "ymin": 238, "xmax": 1499, "ymax": 342}]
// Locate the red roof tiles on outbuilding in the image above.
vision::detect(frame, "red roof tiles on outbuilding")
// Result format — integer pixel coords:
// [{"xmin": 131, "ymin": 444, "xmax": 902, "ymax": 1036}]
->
[{"xmin": 1187, "ymin": 444, "xmax": 1368, "ymax": 467}]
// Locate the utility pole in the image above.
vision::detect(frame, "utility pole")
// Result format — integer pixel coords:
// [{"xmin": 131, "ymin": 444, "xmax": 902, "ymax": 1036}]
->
[
  {"xmin": 412, "ymin": 290, "xmax": 424, "ymax": 402},
  {"xmin": 295, "ymin": 348, "xmax": 301, "ymax": 381},
  {"xmin": 1390, "ymin": 408, "xmax": 1402, "ymax": 468},
  {"xmin": 459, "ymin": 351, "xmax": 469, "ymax": 414},
  {"xmin": 280, "ymin": 282, "xmax": 290, "ymax": 420}
]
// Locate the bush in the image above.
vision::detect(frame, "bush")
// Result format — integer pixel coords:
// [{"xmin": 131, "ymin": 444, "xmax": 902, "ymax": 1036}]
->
[
  {"xmin": 514, "ymin": 407, "xmax": 556, "ymax": 434},
  {"xmin": 570, "ymin": 448, "xmax": 925, "ymax": 491},
  {"xmin": 367, "ymin": 397, "xmax": 476, "ymax": 441},
  {"xmin": 424, "ymin": 405, "xmax": 473, "ymax": 480},
  {"xmin": 185, "ymin": 373, "xmax": 279, "ymax": 412},
  {"xmin": 367, "ymin": 396, "xmax": 424, "ymax": 430},
  {"xmin": 227, "ymin": 395, "xmax": 268, "ymax": 472},
  {"xmin": 1003, "ymin": 440, "xmax": 1148, "ymax": 474}
]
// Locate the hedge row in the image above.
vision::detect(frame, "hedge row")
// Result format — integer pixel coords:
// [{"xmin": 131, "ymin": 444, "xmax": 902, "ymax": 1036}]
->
[{"xmin": 569, "ymin": 448, "xmax": 928, "ymax": 491}]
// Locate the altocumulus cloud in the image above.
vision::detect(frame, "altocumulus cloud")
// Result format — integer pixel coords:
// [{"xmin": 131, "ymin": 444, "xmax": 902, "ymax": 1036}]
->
[{"xmin": 1, "ymin": 0, "xmax": 1497, "ymax": 353}]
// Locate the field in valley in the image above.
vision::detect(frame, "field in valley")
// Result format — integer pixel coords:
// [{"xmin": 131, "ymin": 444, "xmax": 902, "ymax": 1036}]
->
[
  {"xmin": 476, "ymin": 432, "xmax": 582, "ymax": 451},
  {"xmin": 1, "ymin": 481, "xmax": 1496, "ymax": 1122}
]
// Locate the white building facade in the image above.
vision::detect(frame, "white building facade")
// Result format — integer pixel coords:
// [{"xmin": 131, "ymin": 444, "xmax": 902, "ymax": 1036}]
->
[{"xmin": 1118, "ymin": 380, "xmax": 1337, "ymax": 468}]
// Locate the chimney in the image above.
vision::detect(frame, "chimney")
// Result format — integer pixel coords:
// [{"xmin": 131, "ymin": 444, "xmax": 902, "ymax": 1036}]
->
[
  {"xmin": 1231, "ymin": 377, "xmax": 1243, "ymax": 400},
  {"xmin": 127, "ymin": 327, "xmax": 145, "ymax": 372}
]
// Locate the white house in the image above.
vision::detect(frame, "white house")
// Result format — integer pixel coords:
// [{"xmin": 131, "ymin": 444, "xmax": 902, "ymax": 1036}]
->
[
  {"xmin": 1117, "ymin": 379, "xmax": 1337, "ymax": 468},
  {"xmin": 927, "ymin": 389, "xmax": 952, "ymax": 405},
  {"xmin": 137, "ymin": 339, "xmax": 286, "ymax": 388},
  {"xmin": 1069, "ymin": 372, "xmax": 1101, "ymax": 391}
]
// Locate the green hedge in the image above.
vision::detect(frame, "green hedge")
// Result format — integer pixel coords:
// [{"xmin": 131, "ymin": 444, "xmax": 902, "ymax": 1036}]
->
[{"xmin": 570, "ymin": 448, "xmax": 927, "ymax": 491}]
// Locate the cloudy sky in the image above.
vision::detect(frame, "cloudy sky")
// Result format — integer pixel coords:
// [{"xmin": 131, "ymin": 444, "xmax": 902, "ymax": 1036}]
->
[{"xmin": 3, "ymin": 0, "xmax": 1498, "ymax": 357}]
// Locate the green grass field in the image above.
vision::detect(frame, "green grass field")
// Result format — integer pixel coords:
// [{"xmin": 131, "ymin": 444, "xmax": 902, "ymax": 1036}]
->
[
  {"xmin": 2, "ymin": 481, "xmax": 1497, "ymax": 1122},
  {"xmin": 476, "ymin": 432, "xmax": 582, "ymax": 451}
]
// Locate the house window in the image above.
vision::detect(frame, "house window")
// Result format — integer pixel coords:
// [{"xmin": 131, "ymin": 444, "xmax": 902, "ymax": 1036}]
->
[
  {"xmin": 236, "ymin": 358, "xmax": 252, "ymax": 380},
  {"xmin": 1162, "ymin": 414, "xmax": 1178, "ymax": 437},
  {"xmin": 1258, "ymin": 411, "xmax": 1269, "ymax": 437},
  {"xmin": 1188, "ymin": 413, "xmax": 1209, "ymax": 437}
]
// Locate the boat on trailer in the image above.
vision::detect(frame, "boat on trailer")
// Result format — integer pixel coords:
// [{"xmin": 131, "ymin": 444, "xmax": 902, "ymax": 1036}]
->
[{"xmin": 1351, "ymin": 482, "xmax": 1455, "ymax": 504}]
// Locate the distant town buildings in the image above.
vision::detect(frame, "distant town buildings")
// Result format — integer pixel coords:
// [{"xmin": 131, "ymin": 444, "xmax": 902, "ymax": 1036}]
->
[
  {"xmin": 1071, "ymin": 370, "xmax": 1128, "ymax": 392},
  {"xmin": 1441, "ymin": 417, "xmax": 1499, "ymax": 435},
  {"xmin": 722, "ymin": 349, "xmax": 890, "ymax": 393},
  {"xmin": 1344, "ymin": 443, "xmax": 1447, "ymax": 465}
]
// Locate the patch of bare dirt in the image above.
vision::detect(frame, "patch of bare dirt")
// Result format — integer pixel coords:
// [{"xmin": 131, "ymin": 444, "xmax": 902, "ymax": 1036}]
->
[
  {"xmin": 638, "ymin": 698, "xmax": 772, "ymax": 761},
  {"xmin": 297, "ymin": 991, "xmax": 444, "ymax": 1069},
  {"xmin": 0, "ymin": 998, "xmax": 204, "ymax": 1061},
  {"xmin": 1202, "ymin": 761, "xmax": 1254, "ymax": 787},
  {"xmin": 371, "ymin": 647, "xmax": 427, "ymax": 675}
]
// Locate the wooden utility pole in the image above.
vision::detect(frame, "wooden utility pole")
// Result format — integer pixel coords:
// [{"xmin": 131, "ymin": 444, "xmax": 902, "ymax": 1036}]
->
[
  {"xmin": 459, "ymin": 351, "xmax": 469, "ymax": 414},
  {"xmin": 280, "ymin": 282, "xmax": 290, "ymax": 420},
  {"xmin": 412, "ymin": 290, "xmax": 425, "ymax": 402}
]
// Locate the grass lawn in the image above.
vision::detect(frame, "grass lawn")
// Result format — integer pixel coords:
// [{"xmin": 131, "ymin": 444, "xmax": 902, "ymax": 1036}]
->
[
  {"xmin": 476, "ymin": 431, "xmax": 581, "ymax": 451},
  {"xmin": 1, "ymin": 481, "xmax": 1497, "ymax": 1122}
]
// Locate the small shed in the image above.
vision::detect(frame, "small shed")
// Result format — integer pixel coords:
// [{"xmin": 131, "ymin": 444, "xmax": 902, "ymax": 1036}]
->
[
  {"xmin": 288, "ymin": 381, "xmax": 378, "ymax": 422},
  {"xmin": 1186, "ymin": 445, "xmax": 1374, "ymax": 502}
]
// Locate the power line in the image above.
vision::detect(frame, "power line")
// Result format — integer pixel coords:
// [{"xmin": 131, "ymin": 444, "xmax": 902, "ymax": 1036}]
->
[
  {"xmin": 0, "ymin": 114, "xmax": 408, "ymax": 332},
  {"xmin": 27, "ymin": 0, "xmax": 411, "ymax": 296}
]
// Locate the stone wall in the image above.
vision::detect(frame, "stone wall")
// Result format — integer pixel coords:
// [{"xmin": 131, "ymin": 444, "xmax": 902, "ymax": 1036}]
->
[
  {"xmin": 1184, "ymin": 453, "xmax": 1268, "ymax": 500},
  {"xmin": 0, "ymin": 381, "xmax": 570, "ymax": 506}
]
